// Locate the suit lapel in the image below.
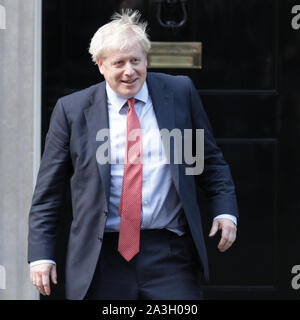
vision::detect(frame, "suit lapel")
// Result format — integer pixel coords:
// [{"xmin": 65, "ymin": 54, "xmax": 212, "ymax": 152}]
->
[
  {"xmin": 84, "ymin": 81, "xmax": 111, "ymax": 206},
  {"xmin": 147, "ymin": 73, "xmax": 179, "ymax": 193}
]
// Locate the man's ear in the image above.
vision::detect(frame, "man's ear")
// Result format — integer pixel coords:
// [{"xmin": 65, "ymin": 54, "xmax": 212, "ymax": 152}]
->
[{"xmin": 96, "ymin": 58, "xmax": 104, "ymax": 75}]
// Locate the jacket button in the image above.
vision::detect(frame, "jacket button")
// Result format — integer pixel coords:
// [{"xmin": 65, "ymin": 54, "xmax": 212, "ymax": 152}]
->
[
  {"xmin": 98, "ymin": 236, "xmax": 103, "ymax": 242},
  {"xmin": 103, "ymin": 211, "xmax": 108, "ymax": 216}
]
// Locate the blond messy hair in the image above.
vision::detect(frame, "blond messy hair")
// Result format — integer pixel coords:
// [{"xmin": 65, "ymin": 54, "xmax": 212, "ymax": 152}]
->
[{"xmin": 89, "ymin": 9, "xmax": 151, "ymax": 64}]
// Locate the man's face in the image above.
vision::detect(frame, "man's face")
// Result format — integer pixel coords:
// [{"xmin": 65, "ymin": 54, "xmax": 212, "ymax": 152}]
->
[{"xmin": 97, "ymin": 43, "xmax": 148, "ymax": 99}]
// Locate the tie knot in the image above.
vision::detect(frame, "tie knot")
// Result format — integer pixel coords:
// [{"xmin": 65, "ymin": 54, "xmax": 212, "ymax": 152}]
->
[{"xmin": 127, "ymin": 98, "xmax": 135, "ymax": 110}]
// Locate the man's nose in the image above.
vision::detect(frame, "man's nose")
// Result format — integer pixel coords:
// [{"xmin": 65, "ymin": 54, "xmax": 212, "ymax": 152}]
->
[{"xmin": 124, "ymin": 63, "xmax": 134, "ymax": 76}]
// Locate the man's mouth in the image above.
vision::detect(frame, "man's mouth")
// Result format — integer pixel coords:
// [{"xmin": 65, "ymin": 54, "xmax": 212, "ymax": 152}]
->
[{"xmin": 121, "ymin": 79, "xmax": 137, "ymax": 84}]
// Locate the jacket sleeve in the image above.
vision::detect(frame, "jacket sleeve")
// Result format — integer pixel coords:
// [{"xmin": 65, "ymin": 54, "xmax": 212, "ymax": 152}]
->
[
  {"xmin": 27, "ymin": 99, "xmax": 72, "ymax": 262},
  {"xmin": 186, "ymin": 76, "xmax": 239, "ymax": 219}
]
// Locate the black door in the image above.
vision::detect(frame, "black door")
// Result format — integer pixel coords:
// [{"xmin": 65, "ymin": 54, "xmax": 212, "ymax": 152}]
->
[{"xmin": 41, "ymin": 0, "xmax": 300, "ymax": 299}]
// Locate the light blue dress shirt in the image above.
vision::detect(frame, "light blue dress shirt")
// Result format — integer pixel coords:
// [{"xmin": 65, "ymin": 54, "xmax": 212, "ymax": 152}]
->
[{"xmin": 105, "ymin": 81, "xmax": 187, "ymax": 235}]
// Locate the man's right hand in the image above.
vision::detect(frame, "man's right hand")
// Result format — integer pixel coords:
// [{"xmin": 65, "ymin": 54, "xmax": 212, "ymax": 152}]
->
[{"xmin": 30, "ymin": 263, "xmax": 57, "ymax": 296}]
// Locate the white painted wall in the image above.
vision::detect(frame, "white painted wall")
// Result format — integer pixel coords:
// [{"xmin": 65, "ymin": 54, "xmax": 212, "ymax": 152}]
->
[{"xmin": 0, "ymin": 0, "xmax": 41, "ymax": 300}]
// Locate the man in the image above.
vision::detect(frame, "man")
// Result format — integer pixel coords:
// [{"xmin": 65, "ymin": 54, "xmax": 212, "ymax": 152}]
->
[{"xmin": 28, "ymin": 10, "xmax": 238, "ymax": 300}]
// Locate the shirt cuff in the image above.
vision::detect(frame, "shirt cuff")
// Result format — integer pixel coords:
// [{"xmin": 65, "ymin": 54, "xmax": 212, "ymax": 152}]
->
[
  {"xmin": 213, "ymin": 214, "xmax": 237, "ymax": 226},
  {"xmin": 30, "ymin": 260, "xmax": 56, "ymax": 267}
]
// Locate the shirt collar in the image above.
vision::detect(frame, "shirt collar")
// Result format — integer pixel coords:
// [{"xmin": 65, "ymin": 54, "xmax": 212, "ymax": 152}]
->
[{"xmin": 106, "ymin": 81, "xmax": 148, "ymax": 113}]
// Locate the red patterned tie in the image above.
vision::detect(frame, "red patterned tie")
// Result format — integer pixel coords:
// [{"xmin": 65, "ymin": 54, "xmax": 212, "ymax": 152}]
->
[{"xmin": 118, "ymin": 98, "xmax": 143, "ymax": 261}]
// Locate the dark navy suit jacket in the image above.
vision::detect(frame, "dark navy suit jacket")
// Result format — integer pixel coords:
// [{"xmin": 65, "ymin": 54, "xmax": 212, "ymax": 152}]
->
[{"xmin": 28, "ymin": 72, "xmax": 238, "ymax": 299}]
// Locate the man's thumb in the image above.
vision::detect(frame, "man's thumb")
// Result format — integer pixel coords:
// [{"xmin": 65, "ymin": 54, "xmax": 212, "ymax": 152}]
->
[{"xmin": 209, "ymin": 221, "xmax": 219, "ymax": 237}]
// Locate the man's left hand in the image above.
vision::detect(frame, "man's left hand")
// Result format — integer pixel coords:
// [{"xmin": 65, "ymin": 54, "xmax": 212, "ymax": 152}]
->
[{"xmin": 209, "ymin": 218, "xmax": 237, "ymax": 252}]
